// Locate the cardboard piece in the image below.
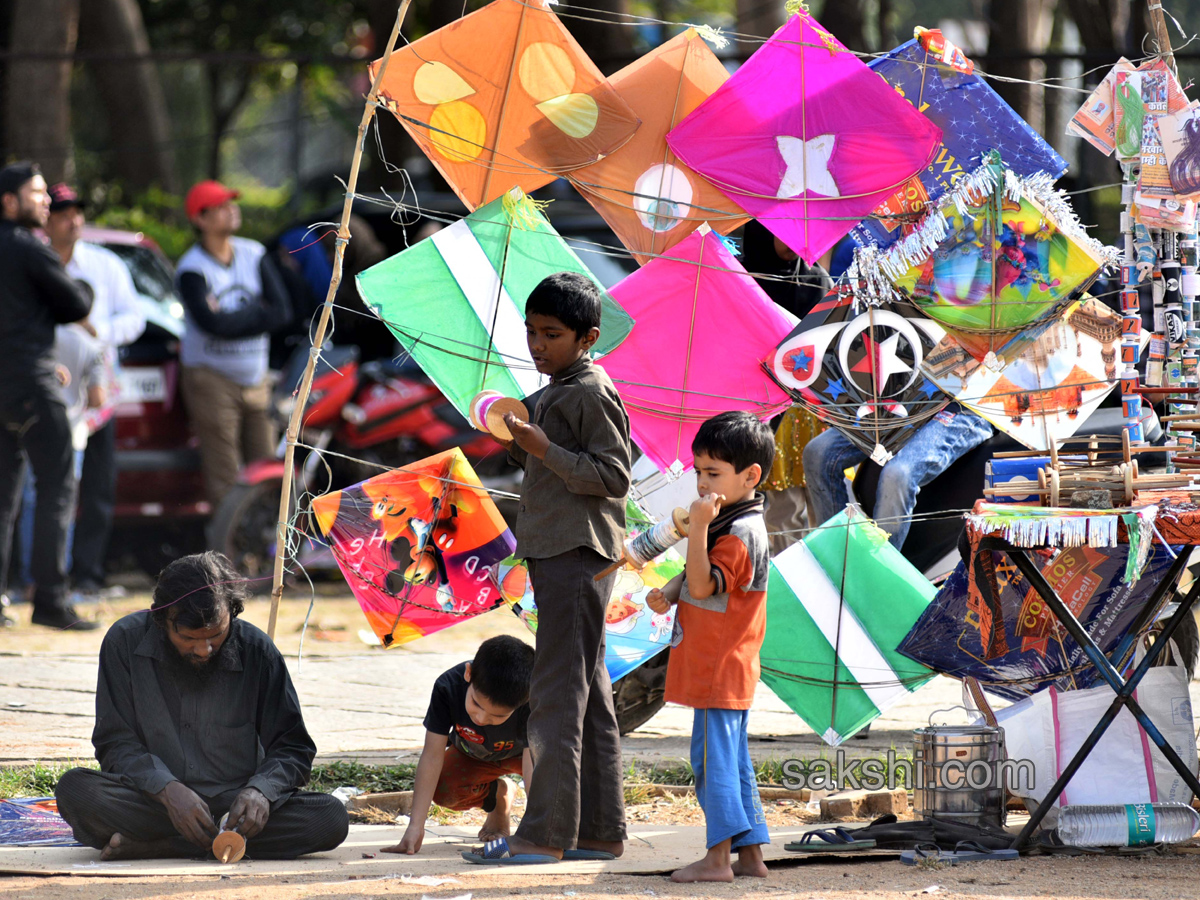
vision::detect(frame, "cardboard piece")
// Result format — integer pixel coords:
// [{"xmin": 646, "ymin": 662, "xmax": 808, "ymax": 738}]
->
[{"xmin": 0, "ymin": 823, "xmax": 829, "ymax": 877}]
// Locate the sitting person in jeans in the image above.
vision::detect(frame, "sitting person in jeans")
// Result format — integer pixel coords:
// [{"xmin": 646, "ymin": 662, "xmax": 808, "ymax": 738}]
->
[{"xmin": 802, "ymin": 404, "xmax": 993, "ymax": 550}]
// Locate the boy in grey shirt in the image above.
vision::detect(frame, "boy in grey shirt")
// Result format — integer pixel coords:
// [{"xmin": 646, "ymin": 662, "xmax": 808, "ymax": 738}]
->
[{"xmin": 464, "ymin": 272, "xmax": 630, "ymax": 865}]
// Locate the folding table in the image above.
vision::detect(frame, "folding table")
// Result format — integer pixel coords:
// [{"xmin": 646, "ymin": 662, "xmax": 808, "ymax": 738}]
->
[{"xmin": 962, "ymin": 498, "xmax": 1200, "ymax": 850}]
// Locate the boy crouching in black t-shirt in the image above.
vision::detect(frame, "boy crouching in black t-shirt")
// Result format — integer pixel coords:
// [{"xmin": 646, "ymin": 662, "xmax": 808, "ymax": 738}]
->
[{"xmin": 382, "ymin": 636, "xmax": 534, "ymax": 854}]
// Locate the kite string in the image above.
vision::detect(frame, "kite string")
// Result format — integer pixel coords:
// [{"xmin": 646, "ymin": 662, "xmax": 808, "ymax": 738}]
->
[
  {"xmin": 479, "ymin": 207, "xmax": 517, "ymax": 393},
  {"xmin": 515, "ymin": 0, "xmax": 1185, "ymax": 96},
  {"xmin": 330, "ymin": 295, "xmax": 1132, "ymax": 408},
  {"xmin": 651, "ymin": 35, "xmax": 692, "ymax": 257},
  {"xmin": 828, "ymin": 509, "xmax": 853, "ymax": 733},
  {"xmin": 675, "ymin": 233, "xmax": 706, "ymax": 464},
  {"xmin": 480, "ymin": 0, "xmax": 529, "ymax": 206}
]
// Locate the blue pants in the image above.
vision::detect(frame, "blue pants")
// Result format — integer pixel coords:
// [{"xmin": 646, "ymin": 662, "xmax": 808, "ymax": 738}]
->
[
  {"xmin": 692, "ymin": 708, "xmax": 770, "ymax": 851},
  {"xmin": 802, "ymin": 408, "xmax": 993, "ymax": 550}
]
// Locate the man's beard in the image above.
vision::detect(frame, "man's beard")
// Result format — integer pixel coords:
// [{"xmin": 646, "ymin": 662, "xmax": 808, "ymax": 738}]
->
[
  {"xmin": 163, "ymin": 632, "xmax": 231, "ymax": 686},
  {"xmin": 15, "ymin": 200, "xmax": 44, "ymax": 230}
]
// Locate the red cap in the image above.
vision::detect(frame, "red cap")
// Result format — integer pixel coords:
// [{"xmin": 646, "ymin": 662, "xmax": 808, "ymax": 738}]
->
[
  {"xmin": 48, "ymin": 182, "xmax": 83, "ymax": 212},
  {"xmin": 185, "ymin": 180, "xmax": 240, "ymax": 219}
]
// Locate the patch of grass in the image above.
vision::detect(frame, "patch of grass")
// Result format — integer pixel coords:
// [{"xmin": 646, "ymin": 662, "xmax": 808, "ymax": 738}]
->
[
  {"xmin": 0, "ymin": 761, "xmax": 95, "ymax": 798},
  {"xmin": 624, "ymin": 783, "xmax": 655, "ymax": 806},
  {"xmin": 308, "ymin": 761, "xmax": 416, "ymax": 794},
  {"xmin": 620, "ymin": 756, "xmax": 800, "ymax": 788},
  {"xmin": 348, "ymin": 805, "xmax": 401, "ymax": 825},
  {"xmin": 425, "ymin": 803, "xmax": 456, "ymax": 825},
  {"xmin": 623, "ymin": 759, "xmax": 694, "ymax": 786}
]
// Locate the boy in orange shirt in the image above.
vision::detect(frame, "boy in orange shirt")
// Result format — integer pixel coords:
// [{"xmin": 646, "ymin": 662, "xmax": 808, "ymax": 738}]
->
[{"xmin": 647, "ymin": 411, "xmax": 775, "ymax": 883}]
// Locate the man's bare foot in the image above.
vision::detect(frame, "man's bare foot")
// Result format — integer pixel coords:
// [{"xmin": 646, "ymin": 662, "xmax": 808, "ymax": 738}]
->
[
  {"xmin": 671, "ymin": 856, "xmax": 735, "ymax": 883},
  {"xmin": 732, "ymin": 844, "xmax": 769, "ymax": 877},
  {"xmin": 100, "ymin": 833, "xmax": 181, "ymax": 861},
  {"xmin": 478, "ymin": 778, "xmax": 514, "ymax": 842},
  {"xmin": 577, "ymin": 839, "xmax": 624, "ymax": 858},
  {"xmin": 496, "ymin": 833, "xmax": 563, "ymax": 859}
]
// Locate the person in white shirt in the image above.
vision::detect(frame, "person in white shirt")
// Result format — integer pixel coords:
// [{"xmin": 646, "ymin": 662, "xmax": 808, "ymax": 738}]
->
[
  {"xmin": 176, "ymin": 180, "xmax": 292, "ymax": 509},
  {"xmin": 43, "ymin": 183, "xmax": 146, "ymax": 597}
]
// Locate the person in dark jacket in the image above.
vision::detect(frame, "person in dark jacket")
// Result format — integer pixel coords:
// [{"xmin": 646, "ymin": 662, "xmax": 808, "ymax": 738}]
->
[
  {"xmin": 0, "ymin": 162, "xmax": 97, "ymax": 631},
  {"xmin": 55, "ymin": 551, "xmax": 348, "ymax": 860}
]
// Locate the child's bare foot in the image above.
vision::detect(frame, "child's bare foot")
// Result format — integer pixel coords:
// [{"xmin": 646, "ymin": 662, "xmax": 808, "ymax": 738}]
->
[
  {"xmin": 577, "ymin": 838, "xmax": 624, "ymax": 858},
  {"xmin": 100, "ymin": 833, "xmax": 180, "ymax": 860},
  {"xmin": 671, "ymin": 856, "xmax": 735, "ymax": 883},
  {"xmin": 478, "ymin": 778, "xmax": 514, "ymax": 842},
  {"xmin": 732, "ymin": 844, "xmax": 769, "ymax": 877}
]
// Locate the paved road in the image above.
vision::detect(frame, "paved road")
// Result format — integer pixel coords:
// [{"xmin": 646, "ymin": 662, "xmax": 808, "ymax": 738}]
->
[{"xmin": 0, "ymin": 592, "xmax": 989, "ymax": 770}]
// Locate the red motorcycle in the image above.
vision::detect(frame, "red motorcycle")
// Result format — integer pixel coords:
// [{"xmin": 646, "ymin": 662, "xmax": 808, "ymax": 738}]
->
[{"xmin": 208, "ymin": 344, "xmax": 516, "ymax": 583}]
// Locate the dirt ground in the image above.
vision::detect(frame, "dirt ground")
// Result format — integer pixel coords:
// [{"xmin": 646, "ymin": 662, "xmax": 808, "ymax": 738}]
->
[
  {"xmin": 7, "ymin": 586, "xmax": 1200, "ymax": 898},
  {"xmin": 5, "ymin": 795, "xmax": 1200, "ymax": 899},
  {"xmin": 4, "ymin": 837, "xmax": 1200, "ymax": 900}
]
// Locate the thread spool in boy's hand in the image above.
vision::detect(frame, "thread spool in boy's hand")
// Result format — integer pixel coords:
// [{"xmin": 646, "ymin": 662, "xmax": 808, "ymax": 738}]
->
[
  {"xmin": 212, "ymin": 818, "xmax": 246, "ymax": 864},
  {"xmin": 470, "ymin": 391, "xmax": 530, "ymax": 442}
]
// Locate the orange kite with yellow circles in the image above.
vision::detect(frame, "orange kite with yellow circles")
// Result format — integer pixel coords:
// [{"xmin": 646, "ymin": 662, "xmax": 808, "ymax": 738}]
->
[{"xmin": 371, "ymin": 0, "xmax": 641, "ymax": 211}]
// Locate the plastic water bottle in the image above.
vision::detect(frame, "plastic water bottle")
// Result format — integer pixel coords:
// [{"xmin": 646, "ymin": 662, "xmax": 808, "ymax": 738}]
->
[{"xmin": 1056, "ymin": 803, "xmax": 1200, "ymax": 847}]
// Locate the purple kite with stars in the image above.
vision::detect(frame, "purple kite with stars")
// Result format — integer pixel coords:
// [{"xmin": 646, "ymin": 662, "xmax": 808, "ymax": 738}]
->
[{"xmin": 852, "ymin": 32, "xmax": 1067, "ymax": 248}]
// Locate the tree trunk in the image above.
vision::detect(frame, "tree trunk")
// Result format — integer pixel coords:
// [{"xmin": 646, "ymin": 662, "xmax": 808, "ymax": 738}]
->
[
  {"xmin": 78, "ymin": 0, "xmax": 177, "ymax": 195},
  {"xmin": 818, "ymin": 0, "xmax": 869, "ymax": 53},
  {"xmin": 1062, "ymin": 0, "xmax": 1128, "ymax": 51},
  {"xmin": 878, "ymin": 0, "xmax": 894, "ymax": 50},
  {"xmin": 4, "ymin": 0, "xmax": 79, "ymax": 182},
  {"xmin": 986, "ymin": 0, "xmax": 1057, "ymax": 134},
  {"xmin": 1060, "ymin": 0, "xmax": 1140, "ymax": 225},
  {"xmin": 206, "ymin": 63, "xmax": 252, "ymax": 181}
]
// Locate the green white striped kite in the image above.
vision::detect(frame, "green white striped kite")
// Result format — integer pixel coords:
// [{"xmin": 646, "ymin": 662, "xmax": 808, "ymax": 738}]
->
[
  {"xmin": 760, "ymin": 507, "xmax": 936, "ymax": 746},
  {"xmin": 356, "ymin": 189, "xmax": 634, "ymax": 419}
]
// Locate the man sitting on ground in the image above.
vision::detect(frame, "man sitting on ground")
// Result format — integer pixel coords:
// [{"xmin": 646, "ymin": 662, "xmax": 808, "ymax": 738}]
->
[{"xmin": 55, "ymin": 552, "xmax": 348, "ymax": 860}]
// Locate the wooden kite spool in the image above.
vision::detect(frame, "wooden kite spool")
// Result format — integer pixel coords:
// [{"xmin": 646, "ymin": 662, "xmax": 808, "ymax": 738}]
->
[
  {"xmin": 212, "ymin": 815, "xmax": 246, "ymax": 864},
  {"xmin": 594, "ymin": 507, "xmax": 690, "ymax": 582},
  {"xmin": 469, "ymin": 390, "xmax": 529, "ymax": 442}
]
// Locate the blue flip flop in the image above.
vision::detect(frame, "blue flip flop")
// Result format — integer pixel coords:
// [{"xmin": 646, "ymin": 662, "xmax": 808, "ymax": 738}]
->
[
  {"xmin": 562, "ymin": 848, "xmax": 617, "ymax": 860},
  {"xmin": 461, "ymin": 837, "xmax": 560, "ymax": 865},
  {"xmin": 786, "ymin": 827, "xmax": 877, "ymax": 853}
]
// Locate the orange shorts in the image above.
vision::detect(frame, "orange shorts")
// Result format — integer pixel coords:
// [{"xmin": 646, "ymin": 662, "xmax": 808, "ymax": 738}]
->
[{"xmin": 432, "ymin": 743, "xmax": 523, "ymax": 812}]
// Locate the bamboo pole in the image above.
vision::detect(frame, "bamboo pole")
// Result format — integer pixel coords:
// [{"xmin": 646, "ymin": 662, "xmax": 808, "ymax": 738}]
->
[
  {"xmin": 267, "ymin": 0, "xmax": 413, "ymax": 641},
  {"xmin": 1147, "ymin": 1, "xmax": 1177, "ymax": 75}
]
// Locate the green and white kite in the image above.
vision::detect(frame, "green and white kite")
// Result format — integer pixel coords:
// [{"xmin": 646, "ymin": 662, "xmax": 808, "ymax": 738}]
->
[
  {"xmin": 356, "ymin": 189, "xmax": 634, "ymax": 419},
  {"xmin": 760, "ymin": 507, "xmax": 936, "ymax": 746}
]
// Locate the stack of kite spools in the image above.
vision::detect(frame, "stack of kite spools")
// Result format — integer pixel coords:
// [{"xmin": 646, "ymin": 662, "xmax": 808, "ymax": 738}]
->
[
  {"xmin": 470, "ymin": 390, "xmax": 530, "ymax": 442},
  {"xmin": 595, "ymin": 507, "xmax": 691, "ymax": 581}
]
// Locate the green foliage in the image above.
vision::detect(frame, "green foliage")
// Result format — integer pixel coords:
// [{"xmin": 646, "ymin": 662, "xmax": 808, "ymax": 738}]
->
[
  {"xmin": 90, "ymin": 183, "xmax": 300, "ymax": 263},
  {"xmin": 307, "ymin": 761, "xmax": 417, "ymax": 794},
  {"xmin": 0, "ymin": 762, "xmax": 95, "ymax": 798},
  {"xmin": 0, "ymin": 760, "xmax": 414, "ymax": 799}
]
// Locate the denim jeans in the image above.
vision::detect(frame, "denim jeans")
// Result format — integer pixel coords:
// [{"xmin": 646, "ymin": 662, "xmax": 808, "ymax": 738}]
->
[{"xmin": 802, "ymin": 408, "xmax": 994, "ymax": 550}]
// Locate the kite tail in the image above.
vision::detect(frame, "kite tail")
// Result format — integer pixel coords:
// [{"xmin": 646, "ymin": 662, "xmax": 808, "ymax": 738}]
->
[{"xmin": 503, "ymin": 189, "xmax": 552, "ymax": 231}]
